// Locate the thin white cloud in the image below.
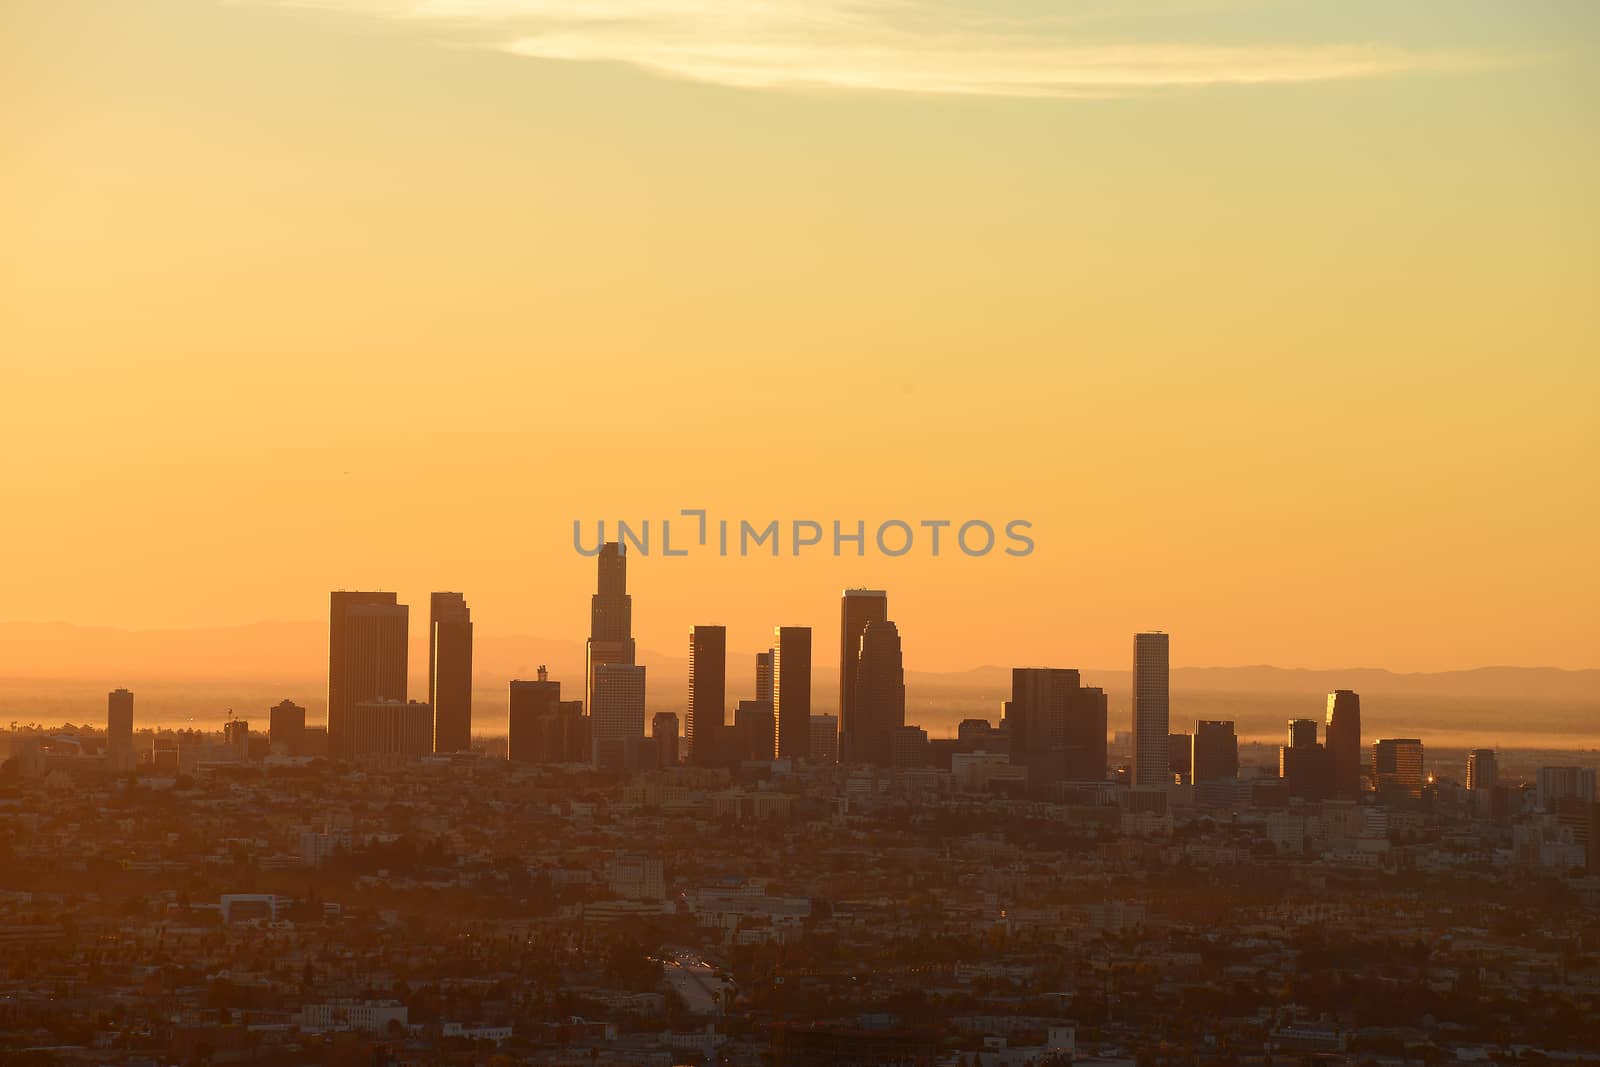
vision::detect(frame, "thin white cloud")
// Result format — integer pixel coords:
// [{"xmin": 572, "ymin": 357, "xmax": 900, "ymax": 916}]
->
[{"xmin": 267, "ymin": 0, "xmax": 1498, "ymax": 97}]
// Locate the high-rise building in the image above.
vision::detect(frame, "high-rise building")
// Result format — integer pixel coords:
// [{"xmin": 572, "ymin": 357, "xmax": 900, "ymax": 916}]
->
[
  {"xmin": 1466, "ymin": 748, "xmax": 1499, "ymax": 792},
  {"xmin": 852, "ymin": 620, "xmax": 905, "ymax": 766},
  {"xmin": 1325, "ymin": 690, "xmax": 1363, "ymax": 798},
  {"xmin": 1168, "ymin": 732, "xmax": 1192, "ymax": 782},
  {"xmin": 107, "ymin": 688, "xmax": 135, "ymax": 773},
  {"xmin": 687, "ymin": 626, "xmax": 726, "ymax": 762},
  {"xmin": 591, "ymin": 663, "xmax": 646, "ymax": 769},
  {"xmin": 328, "ymin": 591, "xmax": 408, "ymax": 761},
  {"xmin": 809, "ymin": 714, "xmax": 840, "ymax": 764},
  {"xmin": 350, "ymin": 700, "xmax": 433, "ymax": 759},
  {"xmin": 429, "ymin": 592, "xmax": 473, "ymax": 754},
  {"xmin": 509, "ymin": 668, "xmax": 563, "ymax": 764},
  {"xmin": 1280, "ymin": 743, "xmax": 1332, "ymax": 801},
  {"xmin": 756, "ymin": 649, "xmax": 774, "ymax": 705},
  {"xmin": 223, "ymin": 718, "xmax": 251, "ymax": 759},
  {"xmin": 1537, "ymin": 766, "xmax": 1597, "ymax": 812},
  {"xmin": 1131, "ymin": 633, "xmax": 1170, "ymax": 788},
  {"xmin": 508, "ymin": 668, "xmax": 590, "ymax": 764},
  {"xmin": 1372, "ymin": 738, "xmax": 1425, "ymax": 799},
  {"xmin": 1280, "ymin": 717, "xmax": 1330, "ymax": 801},
  {"xmin": 1192, "ymin": 720, "xmax": 1239, "ymax": 783},
  {"xmin": 269, "ymin": 699, "xmax": 306, "ymax": 755},
  {"xmin": 774, "ymin": 626, "xmax": 812, "ymax": 760},
  {"xmin": 958, "ymin": 718, "xmax": 1000, "ymax": 748},
  {"xmin": 891, "ymin": 724, "xmax": 929, "ymax": 769},
  {"xmin": 651, "ymin": 711, "xmax": 680, "ymax": 768},
  {"xmin": 1009, "ymin": 668, "xmax": 1108, "ymax": 787},
  {"xmin": 839, "ymin": 589, "xmax": 888, "ymax": 764},
  {"xmin": 735, "ymin": 699, "xmax": 776, "ymax": 761},
  {"xmin": 1287, "ymin": 718, "xmax": 1319, "ymax": 749},
  {"xmin": 558, "ymin": 700, "xmax": 588, "ymax": 760},
  {"xmin": 586, "ymin": 542, "xmax": 636, "ymax": 718}
]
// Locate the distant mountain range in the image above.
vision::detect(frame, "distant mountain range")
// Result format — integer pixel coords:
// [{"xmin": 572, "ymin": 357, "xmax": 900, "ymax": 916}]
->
[{"xmin": 1, "ymin": 620, "xmax": 1593, "ymax": 708}]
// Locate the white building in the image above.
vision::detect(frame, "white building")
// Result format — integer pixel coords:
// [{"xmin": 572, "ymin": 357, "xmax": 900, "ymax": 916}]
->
[{"xmin": 300, "ymin": 999, "xmax": 408, "ymax": 1033}]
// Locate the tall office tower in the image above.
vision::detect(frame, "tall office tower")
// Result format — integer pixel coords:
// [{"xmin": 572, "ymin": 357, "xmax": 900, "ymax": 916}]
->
[
  {"xmin": 1288, "ymin": 718, "xmax": 1319, "ymax": 749},
  {"xmin": 735, "ymin": 699, "xmax": 777, "ymax": 761},
  {"xmin": 1280, "ymin": 715, "xmax": 1331, "ymax": 800},
  {"xmin": 508, "ymin": 667, "xmax": 563, "ymax": 764},
  {"xmin": 773, "ymin": 626, "xmax": 813, "ymax": 760},
  {"xmin": 1168, "ymin": 733, "xmax": 1193, "ymax": 782},
  {"xmin": 1131, "ymin": 632, "xmax": 1171, "ymax": 788},
  {"xmin": 651, "ymin": 711, "xmax": 680, "ymax": 768},
  {"xmin": 223, "ymin": 718, "xmax": 251, "ymax": 759},
  {"xmin": 756, "ymin": 650, "xmax": 775, "ymax": 704},
  {"xmin": 1279, "ymin": 742, "xmax": 1332, "ymax": 801},
  {"xmin": 810, "ymin": 714, "xmax": 840, "ymax": 764},
  {"xmin": 1466, "ymin": 748, "xmax": 1499, "ymax": 792},
  {"xmin": 269, "ymin": 699, "xmax": 306, "ymax": 755},
  {"xmin": 350, "ymin": 699, "xmax": 433, "ymax": 758},
  {"xmin": 107, "ymin": 688, "xmax": 135, "ymax": 773},
  {"xmin": 586, "ymin": 542, "xmax": 637, "ymax": 716},
  {"xmin": 1325, "ymin": 690, "xmax": 1363, "ymax": 798},
  {"xmin": 328, "ymin": 591, "xmax": 407, "ymax": 760},
  {"xmin": 1373, "ymin": 738, "xmax": 1425, "ymax": 799},
  {"xmin": 558, "ymin": 701, "xmax": 589, "ymax": 762},
  {"xmin": 1192, "ymin": 720, "xmax": 1239, "ymax": 782},
  {"xmin": 852, "ymin": 620, "xmax": 906, "ymax": 766},
  {"xmin": 1010, "ymin": 668, "xmax": 1109, "ymax": 786},
  {"xmin": 687, "ymin": 626, "xmax": 727, "ymax": 761},
  {"xmin": 591, "ymin": 663, "xmax": 646, "ymax": 769},
  {"xmin": 1536, "ymin": 766, "xmax": 1597, "ymax": 812},
  {"xmin": 429, "ymin": 592, "xmax": 473, "ymax": 754},
  {"xmin": 839, "ymin": 589, "xmax": 888, "ymax": 763}
]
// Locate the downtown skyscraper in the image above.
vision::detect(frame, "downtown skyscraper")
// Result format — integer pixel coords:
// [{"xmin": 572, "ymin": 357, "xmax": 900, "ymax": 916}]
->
[
  {"xmin": 269, "ymin": 699, "xmax": 306, "ymax": 756},
  {"xmin": 755, "ymin": 649, "xmax": 774, "ymax": 706},
  {"xmin": 586, "ymin": 542, "xmax": 636, "ymax": 716},
  {"xmin": 851, "ymin": 620, "xmax": 905, "ymax": 766},
  {"xmin": 1466, "ymin": 748, "xmax": 1498, "ymax": 792},
  {"xmin": 328, "ymin": 591, "xmax": 408, "ymax": 760},
  {"xmin": 509, "ymin": 667, "xmax": 588, "ymax": 765},
  {"xmin": 774, "ymin": 626, "xmax": 812, "ymax": 760},
  {"xmin": 592, "ymin": 663, "xmax": 646, "ymax": 769},
  {"xmin": 429, "ymin": 592, "xmax": 473, "ymax": 754},
  {"xmin": 687, "ymin": 625, "xmax": 727, "ymax": 761},
  {"xmin": 1131, "ymin": 632, "xmax": 1170, "ymax": 788},
  {"xmin": 1192, "ymin": 720, "xmax": 1239, "ymax": 783},
  {"xmin": 1281, "ymin": 717, "xmax": 1331, "ymax": 801},
  {"xmin": 1008, "ymin": 668, "xmax": 1107, "ymax": 787},
  {"xmin": 107, "ymin": 688, "xmax": 135, "ymax": 773},
  {"xmin": 1326, "ymin": 689, "xmax": 1363, "ymax": 798},
  {"xmin": 1373, "ymin": 737, "xmax": 1425, "ymax": 799},
  {"xmin": 839, "ymin": 588, "xmax": 888, "ymax": 765}
]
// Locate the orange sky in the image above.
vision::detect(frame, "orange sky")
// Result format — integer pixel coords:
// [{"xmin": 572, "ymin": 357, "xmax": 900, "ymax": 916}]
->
[{"xmin": 1, "ymin": 0, "xmax": 1596, "ymax": 673}]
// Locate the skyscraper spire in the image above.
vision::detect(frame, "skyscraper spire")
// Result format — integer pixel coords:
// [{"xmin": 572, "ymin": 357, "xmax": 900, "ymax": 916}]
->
[{"xmin": 585, "ymin": 542, "xmax": 637, "ymax": 716}]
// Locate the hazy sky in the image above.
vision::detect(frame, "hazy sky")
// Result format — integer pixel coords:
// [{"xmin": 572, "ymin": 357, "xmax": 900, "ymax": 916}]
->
[{"xmin": 2, "ymin": 1, "xmax": 1596, "ymax": 673}]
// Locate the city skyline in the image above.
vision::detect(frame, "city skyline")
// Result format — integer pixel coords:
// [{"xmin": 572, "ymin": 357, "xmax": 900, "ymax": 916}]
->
[
  {"xmin": 7, "ymin": 559, "xmax": 1597, "ymax": 746},
  {"xmin": 4, "ymin": 2, "xmax": 1597, "ymax": 1060}
]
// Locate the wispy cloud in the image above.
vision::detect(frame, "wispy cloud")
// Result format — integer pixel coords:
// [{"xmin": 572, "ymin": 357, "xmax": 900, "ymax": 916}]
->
[{"xmin": 268, "ymin": 0, "xmax": 1498, "ymax": 97}]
